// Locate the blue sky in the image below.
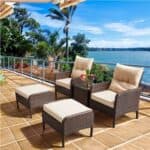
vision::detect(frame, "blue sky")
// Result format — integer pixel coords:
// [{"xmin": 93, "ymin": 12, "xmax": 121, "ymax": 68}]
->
[{"xmin": 21, "ymin": 0, "xmax": 150, "ymax": 48}]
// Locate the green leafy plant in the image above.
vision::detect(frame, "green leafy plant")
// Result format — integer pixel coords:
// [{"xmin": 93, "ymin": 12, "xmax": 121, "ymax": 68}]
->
[
  {"xmin": 60, "ymin": 63, "xmax": 72, "ymax": 71},
  {"xmin": 59, "ymin": 57, "xmax": 73, "ymax": 71},
  {"xmin": 91, "ymin": 63, "xmax": 113, "ymax": 83},
  {"xmin": 0, "ymin": 71, "xmax": 6, "ymax": 85}
]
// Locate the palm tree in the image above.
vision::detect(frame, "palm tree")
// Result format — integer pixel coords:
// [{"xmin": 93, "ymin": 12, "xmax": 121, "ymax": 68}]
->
[
  {"xmin": 48, "ymin": 31, "xmax": 66, "ymax": 61},
  {"xmin": 70, "ymin": 33, "xmax": 90, "ymax": 60},
  {"xmin": 47, "ymin": 6, "xmax": 77, "ymax": 61},
  {"xmin": 13, "ymin": 5, "xmax": 40, "ymax": 34}
]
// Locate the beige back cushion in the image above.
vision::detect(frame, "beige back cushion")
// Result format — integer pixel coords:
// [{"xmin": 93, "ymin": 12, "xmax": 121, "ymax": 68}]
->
[
  {"xmin": 109, "ymin": 63, "xmax": 144, "ymax": 93},
  {"xmin": 71, "ymin": 56, "xmax": 94, "ymax": 78}
]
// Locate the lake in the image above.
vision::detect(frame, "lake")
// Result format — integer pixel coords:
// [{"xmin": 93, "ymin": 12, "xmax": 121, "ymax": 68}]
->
[{"xmin": 88, "ymin": 51, "xmax": 150, "ymax": 83}]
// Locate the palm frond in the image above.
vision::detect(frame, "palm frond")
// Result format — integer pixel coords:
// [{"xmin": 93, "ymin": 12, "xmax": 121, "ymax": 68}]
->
[
  {"xmin": 47, "ymin": 14, "xmax": 65, "ymax": 21},
  {"xmin": 70, "ymin": 6, "xmax": 77, "ymax": 18},
  {"xmin": 47, "ymin": 8, "xmax": 65, "ymax": 21}
]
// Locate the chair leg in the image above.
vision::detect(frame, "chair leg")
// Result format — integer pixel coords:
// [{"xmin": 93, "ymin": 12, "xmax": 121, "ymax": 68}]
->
[
  {"xmin": 112, "ymin": 117, "xmax": 116, "ymax": 128},
  {"xmin": 62, "ymin": 134, "xmax": 65, "ymax": 147},
  {"xmin": 55, "ymin": 90, "xmax": 57, "ymax": 100},
  {"xmin": 42, "ymin": 120, "xmax": 45, "ymax": 135},
  {"xmin": 16, "ymin": 100, "xmax": 19, "ymax": 110},
  {"xmin": 90, "ymin": 126, "xmax": 93, "ymax": 137},
  {"xmin": 136, "ymin": 111, "xmax": 139, "ymax": 119},
  {"xmin": 29, "ymin": 108, "xmax": 32, "ymax": 118}
]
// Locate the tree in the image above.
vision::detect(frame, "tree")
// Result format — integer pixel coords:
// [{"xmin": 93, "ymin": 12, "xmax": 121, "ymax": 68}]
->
[
  {"xmin": 0, "ymin": 18, "xmax": 33, "ymax": 56},
  {"xmin": 26, "ymin": 29, "xmax": 46, "ymax": 45},
  {"xmin": 70, "ymin": 33, "xmax": 90, "ymax": 60},
  {"xmin": 13, "ymin": 5, "xmax": 40, "ymax": 34},
  {"xmin": 34, "ymin": 31, "xmax": 65, "ymax": 60},
  {"xmin": 0, "ymin": 5, "xmax": 40, "ymax": 57},
  {"xmin": 47, "ymin": 6, "xmax": 77, "ymax": 61},
  {"xmin": 35, "ymin": 41, "xmax": 49, "ymax": 59},
  {"xmin": 48, "ymin": 31, "xmax": 66, "ymax": 61}
]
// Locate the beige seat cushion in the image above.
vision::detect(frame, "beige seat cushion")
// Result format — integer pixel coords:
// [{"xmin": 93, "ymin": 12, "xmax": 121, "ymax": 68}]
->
[
  {"xmin": 71, "ymin": 56, "xmax": 94, "ymax": 78},
  {"xmin": 109, "ymin": 63, "xmax": 144, "ymax": 93},
  {"xmin": 43, "ymin": 99, "xmax": 92, "ymax": 122},
  {"xmin": 91, "ymin": 90, "xmax": 117, "ymax": 108},
  {"xmin": 56, "ymin": 78, "xmax": 71, "ymax": 89},
  {"xmin": 15, "ymin": 84, "xmax": 52, "ymax": 99}
]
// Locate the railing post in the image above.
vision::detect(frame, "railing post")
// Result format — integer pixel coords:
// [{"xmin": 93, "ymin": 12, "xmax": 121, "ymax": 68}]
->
[
  {"xmin": 8, "ymin": 56, "xmax": 10, "ymax": 69},
  {"xmin": 0, "ymin": 56, "xmax": 1, "ymax": 69},
  {"xmin": 13, "ymin": 57, "xmax": 16, "ymax": 71},
  {"xmin": 42, "ymin": 61, "xmax": 45, "ymax": 81},
  {"xmin": 1, "ymin": 56, "xmax": 2, "ymax": 69},
  {"xmin": 30, "ymin": 59, "xmax": 32, "ymax": 77},
  {"xmin": 21, "ymin": 58, "xmax": 23, "ymax": 74},
  {"xmin": 2, "ymin": 56, "xmax": 4, "ymax": 68}
]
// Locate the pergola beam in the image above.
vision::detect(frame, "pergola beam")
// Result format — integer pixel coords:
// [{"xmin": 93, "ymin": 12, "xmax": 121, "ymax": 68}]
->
[
  {"xmin": 1, "ymin": 0, "xmax": 53, "ymax": 2},
  {"xmin": 0, "ymin": 0, "xmax": 85, "ymax": 19}
]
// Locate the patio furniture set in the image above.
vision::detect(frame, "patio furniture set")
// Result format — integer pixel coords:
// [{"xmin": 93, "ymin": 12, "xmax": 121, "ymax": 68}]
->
[{"xmin": 15, "ymin": 56, "xmax": 144, "ymax": 147}]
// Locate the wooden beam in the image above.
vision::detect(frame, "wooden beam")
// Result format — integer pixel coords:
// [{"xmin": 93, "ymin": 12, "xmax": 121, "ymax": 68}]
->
[
  {"xmin": 60, "ymin": 0, "xmax": 85, "ymax": 9},
  {"xmin": 1, "ymin": 0, "xmax": 52, "ymax": 2}
]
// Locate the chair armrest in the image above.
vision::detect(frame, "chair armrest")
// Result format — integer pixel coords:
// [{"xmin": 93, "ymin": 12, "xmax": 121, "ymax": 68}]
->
[
  {"xmin": 91, "ymin": 82, "xmax": 110, "ymax": 92},
  {"xmin": 115, "ymin": 88, "xmax": 142, "ymax": 110},
  {"xmin": 55, "ymin": 71, "xmax": 71, "ymax": 80}
]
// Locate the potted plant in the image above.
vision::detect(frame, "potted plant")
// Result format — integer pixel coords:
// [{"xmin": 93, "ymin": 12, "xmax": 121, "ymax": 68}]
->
[{"xmin": 91, "ymin": 63, "xmax": 113, "ymax": 83}]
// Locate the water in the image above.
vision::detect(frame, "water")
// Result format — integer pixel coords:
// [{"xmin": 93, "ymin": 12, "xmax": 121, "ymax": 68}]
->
[{"xmin": 88, "ymin": 51, "xmax": 150, "ymax": 83}]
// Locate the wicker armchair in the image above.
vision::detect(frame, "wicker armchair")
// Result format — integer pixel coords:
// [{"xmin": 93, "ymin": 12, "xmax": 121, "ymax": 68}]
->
[
  {"xmin": 89, "ymin": 64, "xmax": 144, "ymax": 128},
  {"xmin": 55, "ymin": 56, "xmax": 94, "ymax": 99}
]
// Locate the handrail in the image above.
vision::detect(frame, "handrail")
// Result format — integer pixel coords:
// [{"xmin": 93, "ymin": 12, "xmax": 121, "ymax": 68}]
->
[
  {"xmin": 0, "ymin": 55, "xmax": 150, "ymax": 84},
  {"xmin": 1, "ymin": 55, "xmax": 150, "ymax": 68},
  {"xmin": 95, "ymin": 61, "xmax": 150, "ymax": 68}
]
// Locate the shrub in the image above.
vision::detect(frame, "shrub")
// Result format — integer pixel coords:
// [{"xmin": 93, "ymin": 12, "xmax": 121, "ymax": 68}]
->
[
  {"xmin": 59, "ymin": 57, "xmax": 73, "ymax": 71},
  {"xmin": 91, "ymin": 63, "xmax": 113, "ymax": 83}
]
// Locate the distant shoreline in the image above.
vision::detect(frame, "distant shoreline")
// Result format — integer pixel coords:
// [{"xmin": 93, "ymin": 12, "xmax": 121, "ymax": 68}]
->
[{"xmin": 88, "ymin": 48, "xmax": 150, "ymax": 51}]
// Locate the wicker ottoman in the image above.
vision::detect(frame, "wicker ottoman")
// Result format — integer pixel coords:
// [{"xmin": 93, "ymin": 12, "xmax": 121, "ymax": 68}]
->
[
  {"xmin": 15, "ymin": 84, "xmax": 54, "ymax": 117},
  {"xmin": 42, "ymin": 99, "xmax": 94, "ymax": 147}
]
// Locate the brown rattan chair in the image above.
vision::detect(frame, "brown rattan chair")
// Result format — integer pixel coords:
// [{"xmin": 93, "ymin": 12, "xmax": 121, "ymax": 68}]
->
[
  {"xmin": 89, "ymin": 63, "xmax": 144, "ymax": 128},
  {"xmin": 55, "ymin": 56, "xmax": 94, "ymax": 99}
]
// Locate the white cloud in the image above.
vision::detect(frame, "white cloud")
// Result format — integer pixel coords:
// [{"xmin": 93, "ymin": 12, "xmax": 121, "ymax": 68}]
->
[
  {"xmin": 31, "ymin": 12, "xmax": 64, "ymax": 28},
  {"xmin": 21, "ymin": 4, "xmax": 44, "ymax": 11},
  {"xmin": 71, "ymin": 24, "xmax": 103, "ymax": 35},
  {"xmin": 30, "ymin": 11, "xmax": 103, "ymax": 35},
  {"xmin": 130, "ymin": 19, "xmax": 145, "ymax": 25},
  {"xmin": 105, "ymin": 23, "xmax": 150, "ymax": 36},
  {"xmin": 88, "ymin": 38, "xmax": 150, "ymax": 48},
  {"xmin": 21, "ymin": 4, "xmax": 103, "ymax": 35}
]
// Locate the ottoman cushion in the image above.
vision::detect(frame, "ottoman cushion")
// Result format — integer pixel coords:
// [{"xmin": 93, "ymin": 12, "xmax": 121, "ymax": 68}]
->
[
  {"xmin": 16, "ymin": 84, "xmax": 52, "ymax": 99},
  {"xmin": 43, "ymin": 99, "xmax": 92, "ymax": 122}
]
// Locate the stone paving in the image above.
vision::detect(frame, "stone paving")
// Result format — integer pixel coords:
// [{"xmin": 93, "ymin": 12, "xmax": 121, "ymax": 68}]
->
[{"xmin": 0, "ymin": 70, "xmax": 150, "ymax": 150}]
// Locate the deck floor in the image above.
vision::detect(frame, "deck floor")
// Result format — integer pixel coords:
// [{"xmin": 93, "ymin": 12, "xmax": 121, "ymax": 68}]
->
[{"xmin": 0, "ymin": 70, "xmax": 150, "ymax": 150}]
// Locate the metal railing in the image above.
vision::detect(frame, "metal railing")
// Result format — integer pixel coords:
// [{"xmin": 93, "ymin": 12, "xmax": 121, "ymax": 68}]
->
[
  {"xmin": 0, "ymin": 55, "xmax": 73, "ymax": 83},
  {"xmin": 0, "ymin": 55, "xmax": 150, "ymax": 86}
]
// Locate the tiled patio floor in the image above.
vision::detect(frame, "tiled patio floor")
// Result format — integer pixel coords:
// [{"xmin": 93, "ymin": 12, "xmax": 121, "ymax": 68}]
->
[{"xmin": 0, "ymin": 70, "xmax": 150, "ymax": 150}]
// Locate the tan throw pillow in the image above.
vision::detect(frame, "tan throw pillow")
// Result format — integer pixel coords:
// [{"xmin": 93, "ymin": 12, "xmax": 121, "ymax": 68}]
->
[
  {"xmin": 109, "ymin": 79, "xmax": 137, "ymax": 93},
  {"xmin": 109, "ymin": 64, "xmax": 144, "ymax": 93},
  {"xmin": 71, "ymin": 56, "xmax": 94, "ymax": 78}
]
